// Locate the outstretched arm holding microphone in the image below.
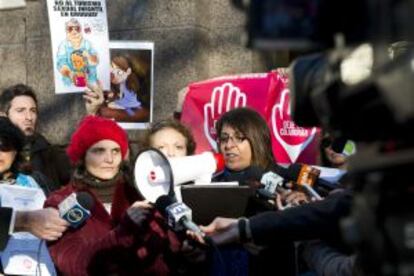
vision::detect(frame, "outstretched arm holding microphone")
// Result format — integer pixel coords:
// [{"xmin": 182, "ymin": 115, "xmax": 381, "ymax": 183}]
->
[
  {"xmin": 0, "ymin": 207, "xmax": 68, "ymax": 250},
  {"xmin": 200, "ymin": 189, "xmax": 352, "ymax": 247}
]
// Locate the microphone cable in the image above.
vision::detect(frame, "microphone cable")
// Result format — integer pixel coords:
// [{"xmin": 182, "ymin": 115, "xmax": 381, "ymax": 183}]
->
[{"xmin": 36, "ymin": 239, "xmax": 44, "ymax": 276}]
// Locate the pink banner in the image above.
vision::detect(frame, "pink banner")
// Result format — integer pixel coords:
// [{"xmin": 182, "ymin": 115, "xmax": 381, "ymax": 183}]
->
[{"xmin": 180, "ymin": 71, "xmax": 320, "ymax": 164}]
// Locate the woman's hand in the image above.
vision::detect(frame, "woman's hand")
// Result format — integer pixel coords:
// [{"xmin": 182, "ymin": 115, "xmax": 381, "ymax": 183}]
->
[
  {"xmin": 276, "ymin": 188, "xmax": 310, "ymax": 210},
  {"xmin": 126, "ymin": 200, "xmax": 153, "ymax": 226},
  {"xmin": 84, "ymin": 82, "xmax": 104, "ymax": 115}
]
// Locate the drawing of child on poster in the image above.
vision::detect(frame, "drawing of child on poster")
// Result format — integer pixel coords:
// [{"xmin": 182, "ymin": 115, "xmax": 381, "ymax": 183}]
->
[
  {"xmin": 84, "ymin": 41, "xmax": 154, "ymax": 129},
  {"xmin": 107, "ymin": 55, "xmax": 143, "ymax": 113}
]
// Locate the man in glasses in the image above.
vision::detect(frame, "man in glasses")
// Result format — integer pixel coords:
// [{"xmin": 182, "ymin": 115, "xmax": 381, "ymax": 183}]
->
[{"xmin": 57, "ymin": 18, "xmax": 98, "ymax": 87}]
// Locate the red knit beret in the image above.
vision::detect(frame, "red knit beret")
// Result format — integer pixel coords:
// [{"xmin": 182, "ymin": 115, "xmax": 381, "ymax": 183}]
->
[{"xmin": 67, "ymin": 115, "xmax": 129, "ymax": 164}]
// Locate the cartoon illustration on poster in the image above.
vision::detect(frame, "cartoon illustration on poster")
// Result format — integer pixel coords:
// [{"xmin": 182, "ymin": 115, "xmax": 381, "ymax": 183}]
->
[
  {"xmin": 46, "ymin": 0, "xmax": 110, "ymax": 93},
  {"xmin": 94, "ymin": 41, "xmax": 154, "ymax": 129}
]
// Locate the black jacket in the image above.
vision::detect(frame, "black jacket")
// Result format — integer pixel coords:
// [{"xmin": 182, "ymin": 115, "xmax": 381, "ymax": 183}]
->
[
  {"xmin": 0, "ymin": 207, "xmax": 13, "ymax": 251},
  {"xmin": 25, "ymin": 133, "xmax": 72, "ymax": 190},
  {"xmin": 249, "ymin": 190, "xmax": 353, "ymax": 248}
]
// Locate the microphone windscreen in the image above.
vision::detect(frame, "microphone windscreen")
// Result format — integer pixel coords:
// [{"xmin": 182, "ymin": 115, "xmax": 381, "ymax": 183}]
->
[
  {"xmin": 155, "ymin": 195, "xmax": 175, "ymax": 215},
  {"xmin": 76, "ymin": 192, "xmax": 94, "ymax": 210},
  {"xmin": 331, "ymin": 138, "xmax": 348, "ymax": 153},
  {"xmin": 286, "ymin": 163, "xmax": 302, "ymax": 181}
]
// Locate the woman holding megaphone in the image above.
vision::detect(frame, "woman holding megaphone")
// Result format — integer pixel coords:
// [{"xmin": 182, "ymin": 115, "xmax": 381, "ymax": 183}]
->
[{"xmin": 45, "ymin": 116, "xmax": 203, "ymax": 275}]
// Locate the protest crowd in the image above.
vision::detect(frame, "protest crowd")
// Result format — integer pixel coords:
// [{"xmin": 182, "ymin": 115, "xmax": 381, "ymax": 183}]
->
[{"xmin": 1, "ymin": 1, "xmax": 414, "ymax": 276}]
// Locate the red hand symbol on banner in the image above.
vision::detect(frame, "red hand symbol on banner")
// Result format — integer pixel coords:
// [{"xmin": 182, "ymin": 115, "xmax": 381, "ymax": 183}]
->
[
  {"xmin": 271, "ymin": 89, "xmax": 316, "ymax": 163},
  {"xmin": 204, "ymin": 82, "xmax": 247, "ymax": 151}
]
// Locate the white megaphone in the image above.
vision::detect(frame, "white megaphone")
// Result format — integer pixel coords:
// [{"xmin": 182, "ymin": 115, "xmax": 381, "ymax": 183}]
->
[{"xmin": 133, "ymin": 148, "xmax": 225, "ymax": 202}]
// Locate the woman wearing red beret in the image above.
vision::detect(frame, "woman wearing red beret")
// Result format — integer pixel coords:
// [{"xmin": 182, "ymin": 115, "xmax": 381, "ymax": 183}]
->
[{"xmin": 44, "ymin": 115, "xmax": 191, "ymax": 275}]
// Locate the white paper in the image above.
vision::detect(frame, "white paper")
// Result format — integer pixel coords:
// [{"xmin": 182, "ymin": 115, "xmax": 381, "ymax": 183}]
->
[{"xmin": 0, "ymin": 185, "xmax": 56, "ymax": 275}]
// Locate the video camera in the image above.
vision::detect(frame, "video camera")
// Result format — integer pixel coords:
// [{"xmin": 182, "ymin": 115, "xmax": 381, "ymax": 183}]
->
[{"xmin": 234, "ymin": 0, "xmax": 414, "ymax": 275}]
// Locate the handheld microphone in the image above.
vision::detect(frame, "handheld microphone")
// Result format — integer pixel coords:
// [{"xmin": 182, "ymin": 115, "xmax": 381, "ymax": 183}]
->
[
  {"xmin": 155, "ymin": 195, "xmax": 204, "ymax": 237},
  {"xmin": 58, "ymin": 192, "xmax": 94, "ymax": 228},
  {"xmin": 287, "ymin": 164, "xmax": 324, "ymax": 199},
  {"xmin": 256, "ymin": 171, "xmax": 285, "ymax": 199},
  {"xmin": 288, "ymin": 163, "xmax": 339, "ymax": 190},
  {"xmin": 331, "ymin": 138, "xmax": 356, "ymax": 157}
]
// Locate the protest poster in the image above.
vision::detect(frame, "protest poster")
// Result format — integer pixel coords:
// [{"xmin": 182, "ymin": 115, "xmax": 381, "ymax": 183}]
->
[
  {"xmin": 106, "ymin": 41, "xmax": 154, "ymax": 129},
  {"xmin": 46, "ymin": 0, "xmax": 110, "ymax": 94},
  {"xmin": 180, "ymin": 71, "xmax": 320, "ymax": 164},
  {"xmin": 93, "ymin": 41, "xmax": 154, "ymax": 129}
]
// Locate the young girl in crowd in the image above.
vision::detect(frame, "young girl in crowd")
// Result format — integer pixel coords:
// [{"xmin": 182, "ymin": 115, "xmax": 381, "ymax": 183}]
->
[
  {"xmin": 107, "ymin": 55, "xmax": 143, "ymax": 114},
  {"xmin": 45, "ymin": 116, "xmax": 201, "ymax": 275}
]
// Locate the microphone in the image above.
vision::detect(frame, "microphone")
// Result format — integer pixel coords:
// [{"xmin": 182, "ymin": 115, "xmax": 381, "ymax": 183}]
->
[
  {"xmin": 331, "ymin": 138, "xmax": 356, "ymax": 156},
  {"xmin": 155, "ymin": 195, "xmax": 204, "ymax": 237},
  {"xmin": 58, "ymin": 192, "xmax": 94, "ymax": 228},
  {"xmin": 288, "ymin": 163, "xmax": 339, "ymax": 190},
  {"xmin": 256, "ymin": 171, "xmax": 285, "ymax": 199},
  {"xmin": 286, "ymin": 164, "xmax": 328, "ymax": 199}
]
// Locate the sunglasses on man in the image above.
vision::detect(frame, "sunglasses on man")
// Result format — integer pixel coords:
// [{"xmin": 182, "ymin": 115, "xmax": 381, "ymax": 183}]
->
[{"xmin": 67, "ymin": 26, "xmax": 81, "ymax": 33}]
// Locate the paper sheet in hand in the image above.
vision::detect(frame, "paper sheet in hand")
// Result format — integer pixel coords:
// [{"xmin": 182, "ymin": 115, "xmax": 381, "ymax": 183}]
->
[{"xmin": 0, "ymin": 185, "xmax": 56, "ymax": 276}]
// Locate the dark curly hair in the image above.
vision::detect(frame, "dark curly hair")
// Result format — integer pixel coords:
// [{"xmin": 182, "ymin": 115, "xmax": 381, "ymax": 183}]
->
[
  {"xmin": 0, "ymin": 84, "xmax": 38, "ymax": 114},
  {"xmin": 0, "ymin": 117, "xmax": 26, "ymax": 175},
  {"xmin": 144, "ymin": 118, "xmax": 196, "ymax": 155},
  {"xmin": 0, "ymin": 117, "xmax": 25, "ymax": 152}
]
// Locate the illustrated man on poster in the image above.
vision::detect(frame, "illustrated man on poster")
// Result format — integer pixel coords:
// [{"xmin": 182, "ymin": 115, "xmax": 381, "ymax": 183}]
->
[{"xmin": 56, "ymin": 18, "xmax": 99, "ymax": 87}]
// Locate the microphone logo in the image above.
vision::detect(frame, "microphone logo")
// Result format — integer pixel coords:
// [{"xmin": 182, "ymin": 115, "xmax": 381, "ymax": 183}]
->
[
  {"xmin": 58, "ymin": 192, "xmax": 93, "ymax": 228},
  {"xmin": 298, "ymin": 165, "xmax": 320, "ymax": 186},
  {"xmin": 66, "ymin": 207, "xmax": 85, "ymax": 224},
  {"xmin": 260, "ymin": 171, "xmax": 284, "ymax": 194}
]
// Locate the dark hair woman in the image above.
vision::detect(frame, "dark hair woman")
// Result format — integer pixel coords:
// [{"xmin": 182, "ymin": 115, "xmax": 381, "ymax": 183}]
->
[
  {"xmin": 213, "ymin": 107, "xmax": 276, "ymax": 184},
  {"xmin": 0, "ymin": 117, "xmax": 52, "ymax": 194}
]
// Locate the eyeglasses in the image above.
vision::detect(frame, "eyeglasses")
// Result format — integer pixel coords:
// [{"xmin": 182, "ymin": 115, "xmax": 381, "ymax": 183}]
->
[
  {"xmin": 218, "ymin": 134, "xmax": 247, "ymax": 145},
  {"xmin": 111, "ymin": 67, "xmax": 126, "ymax": 77},
  {"xmin": 67, "ymin": 26, "xmax": 81, "ymax": 33}
]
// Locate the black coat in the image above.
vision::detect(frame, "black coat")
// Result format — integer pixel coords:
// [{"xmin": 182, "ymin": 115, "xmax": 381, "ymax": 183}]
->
[
  {"xmin": 249, "ymin": 189, "xmax": 353, "ymax": 248},
  {"xmin": 0, "ymin": 207, "xmax": 13, "ymax": 251},
  {"xmin": 27, "ymin": 133, "xmax": 72, "ymax": 190}
]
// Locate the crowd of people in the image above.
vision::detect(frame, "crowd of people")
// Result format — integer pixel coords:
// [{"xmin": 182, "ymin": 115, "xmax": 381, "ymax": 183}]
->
[{"xmin": 0, "ymin": 82, "xmax": 355, "ymax": 275}]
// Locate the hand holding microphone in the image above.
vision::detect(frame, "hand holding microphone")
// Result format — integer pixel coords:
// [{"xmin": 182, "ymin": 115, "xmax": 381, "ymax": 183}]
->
[
  {"xmin": 155, "ymin": 195, "xmax": 205, "ymax": 237},
  {"xmin": 255, "ymin": 165, "xmax": 321, "ymax": 210},
  {"xmin": 15, "ymin": 208, "xmax": 69, "ymax": 241},
  {"xmin": 58, "ymin": 192, "xmax": 94, "ymax": 228},
  {"xmin": 275, "ymin": 185, "xmax": 311, "ymax": 210},
  {"xmin": 15, "ymin": 192, "xmax": 94, "ymax": 240}
]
